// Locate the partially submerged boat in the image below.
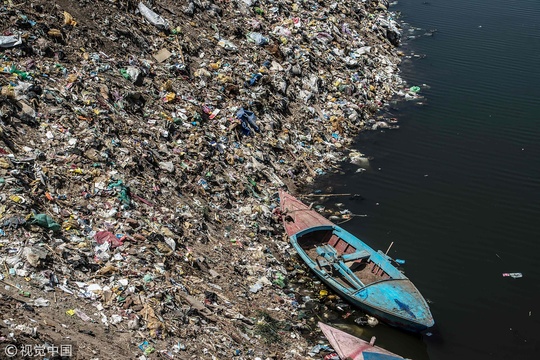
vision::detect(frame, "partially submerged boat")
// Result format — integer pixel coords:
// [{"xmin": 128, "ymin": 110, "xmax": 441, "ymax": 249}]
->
[
  {"xmin": 280, "ymin": 190, "xmax": 434, "ymax": 332},
  {"xmin": 319, "ymin": 322, "xmax": 407, "ymax": 360}
]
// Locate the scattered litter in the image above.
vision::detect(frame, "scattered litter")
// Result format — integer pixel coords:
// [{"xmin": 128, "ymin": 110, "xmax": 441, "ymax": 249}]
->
[
  {"xmin": 355, "ymin": 315, "xmax": 379, "ymax": 327},
  {"xmin": 0, "ymin": 0, "xmax": 412, "ymax": 357},
  {"xmin": 308, "ymin": 344, "xmax": 333, "ymax": 356}
]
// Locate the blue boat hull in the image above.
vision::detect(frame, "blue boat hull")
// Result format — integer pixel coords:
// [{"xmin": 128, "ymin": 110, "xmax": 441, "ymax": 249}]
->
[
  {"xmin": 280, "ymin": 190, "xmax": 434, "ymax": 332},
  {"xmin": 293, "ymin": 239, "xmax": 431, "ymax": 332}
]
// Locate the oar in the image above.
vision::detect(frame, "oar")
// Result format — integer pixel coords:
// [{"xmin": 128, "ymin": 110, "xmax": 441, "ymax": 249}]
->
[{"xmin": 385, "ymin": 241, "xmax": 394, "ymax": 255}]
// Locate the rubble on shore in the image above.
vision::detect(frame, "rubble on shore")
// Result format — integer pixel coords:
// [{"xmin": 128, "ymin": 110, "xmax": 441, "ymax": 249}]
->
[{"xmin": 1, "ymin": 1, "xmax": 414, "ymax": 358}]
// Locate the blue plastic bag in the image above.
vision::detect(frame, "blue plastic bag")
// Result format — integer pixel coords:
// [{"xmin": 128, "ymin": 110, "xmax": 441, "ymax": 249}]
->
[{"xmin": 236, "ymin": 108, "xmax": 260, "ymax": 136}]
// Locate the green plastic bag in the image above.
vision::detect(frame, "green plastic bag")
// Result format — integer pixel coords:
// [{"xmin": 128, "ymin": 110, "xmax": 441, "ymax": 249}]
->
[
  {"xmin": 9, "ymin": 65, "xmax": 30, "ymax": 80},
  {"xmin": 119, "ymin": 69, "xmax": 130, "ymax": 79},
  {"xmin": 272, "ymin": 272, "xmax": 287, "ymax": 288},
  {"xmin": 108, "ymin": 179, "xmax": 131, "ymax": 207},
  {"xmin": 31, "ymin": 214, "xmax": 61, "ymax": 231}
]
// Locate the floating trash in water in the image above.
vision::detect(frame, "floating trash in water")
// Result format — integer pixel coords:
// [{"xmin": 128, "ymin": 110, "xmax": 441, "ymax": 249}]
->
[
  {"xmin": 355, "ymin": 315, "xmax": 379, "ymax": 327},
  {"xmin": 502, "ymin": 272, "xmax": 523, "ymax": 279}
]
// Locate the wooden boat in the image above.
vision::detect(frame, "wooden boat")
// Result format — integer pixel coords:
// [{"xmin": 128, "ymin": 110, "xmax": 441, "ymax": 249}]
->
[
  {"xmin": 279, "ymin": 190, "xmax": 434, "ymax": 332},
  {"xmin": 318, "ymin": 322, "xmax": 407, "ymax": 360}
]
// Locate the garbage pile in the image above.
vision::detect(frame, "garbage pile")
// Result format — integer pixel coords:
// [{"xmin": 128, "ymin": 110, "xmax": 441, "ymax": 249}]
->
[{"xmin": 1, "ymin": 0, "xmax": 408, "ymax": 358}]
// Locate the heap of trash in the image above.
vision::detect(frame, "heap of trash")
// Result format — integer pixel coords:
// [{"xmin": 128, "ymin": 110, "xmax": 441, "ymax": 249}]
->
[{"xmin": 1, "ymin": 0, "xmax": 411, "ymax": 358}]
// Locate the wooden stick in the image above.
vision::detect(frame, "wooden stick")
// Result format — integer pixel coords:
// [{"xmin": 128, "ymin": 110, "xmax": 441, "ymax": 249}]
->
[
  {"xmin": 385, "ymin": 241, "xmax": 394, "ymax": 255},
  {"xmin": 302, "ymin": 193, "xmax": 353, "ymax": 198},
  {"xmin": 300, "ymin": 156, "xmax": 316, "ymax": 177},
  {"xmin": 43, "ymin": 244, "xmax": 63, "ymax": 262},
  {"xmin": 177, "ymin": 40, "xmax": 185, "ymax": 65},
  {"xmin": 0, "ymin": 279, "xmax": 17, "ymax": 289}
]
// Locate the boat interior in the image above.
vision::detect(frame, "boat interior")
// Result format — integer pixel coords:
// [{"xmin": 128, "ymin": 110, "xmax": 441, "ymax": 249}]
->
[{"xmin": 297, "ymin": 228, "xmax": 391, "ymax": 289}]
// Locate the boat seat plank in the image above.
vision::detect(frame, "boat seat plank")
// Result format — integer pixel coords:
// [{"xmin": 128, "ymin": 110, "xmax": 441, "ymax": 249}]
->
[
  {"xmin": 327, "ymin": 234, "xmax": 340, "ymax": 247},
  {"xmin": 333, "ymin": 240, "xmax": 349, "ymax": 254},
  {"xmin": 317, "ymin": 244, "xmax": 337, "ymax": 258},
  {"xmin": 341, "ymin": 250, "xmax": 371, "ymax": 261}
]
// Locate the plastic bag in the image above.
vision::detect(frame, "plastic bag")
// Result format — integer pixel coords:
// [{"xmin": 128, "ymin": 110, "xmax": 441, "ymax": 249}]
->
[
  {"xmin": 30, "ymin": 214, "xmax": 61, "ymax": 231},
  {"xmin": 0, "ymin": 35, "xmax": 22, "ymax": 48},
  {"xmin": 236, "ymin": 108, "xmax": 260, "ymax": 135},
  {"xmin": 247, "ymin": 32, "xmax": 269, "ymax": 46},
  {"xmin": 95, "ymin": 231, "xmax": 124, "ymax": 248},
  {"xmin": 138, "ymin": 2, "xmax": 169, "ymax": 30},
  {"xmin": 218, "ymin": 39, "xmax": 238, "ymax": 51}
]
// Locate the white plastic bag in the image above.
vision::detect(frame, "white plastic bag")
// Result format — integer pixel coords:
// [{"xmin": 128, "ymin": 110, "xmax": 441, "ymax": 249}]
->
[
  {"xmin": 138, "ymin": 2, "xmax": 169, "ymax": 30},
  {"xmin": 0, "ymin": 35, "xmax": 22, "ymax": 48}
]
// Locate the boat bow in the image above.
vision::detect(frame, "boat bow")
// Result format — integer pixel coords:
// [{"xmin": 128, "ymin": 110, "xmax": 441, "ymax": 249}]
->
[{"xmin": 355, "ymin": 279, "xmax": 434, "ymax": 329}]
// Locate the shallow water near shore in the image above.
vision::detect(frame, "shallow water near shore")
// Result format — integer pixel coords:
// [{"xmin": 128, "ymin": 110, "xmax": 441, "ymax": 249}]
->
[{"xmin": 311, "ymin": 1, "xmax": 540, "ymax": 359}]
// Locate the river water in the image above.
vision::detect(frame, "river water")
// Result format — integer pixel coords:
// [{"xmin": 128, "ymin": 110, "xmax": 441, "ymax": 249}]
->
[{"xmin": 312, "ymin": 1, "xmax": 540, "ymax": 359}]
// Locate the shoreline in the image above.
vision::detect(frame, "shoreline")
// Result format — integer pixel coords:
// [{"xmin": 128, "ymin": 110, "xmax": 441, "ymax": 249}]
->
[{"xmin": 0, "ymin": 1, "xmax": 418, "ymax": 358}]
